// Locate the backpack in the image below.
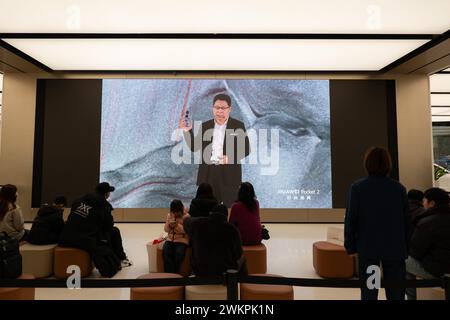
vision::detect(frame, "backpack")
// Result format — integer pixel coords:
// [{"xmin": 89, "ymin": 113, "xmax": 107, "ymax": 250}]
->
[
  {"xmin": 92, "ymin": 245, "xmax": 121, "ymax": 278},
  {"xmin": 0, "ymin": 232, "xmax": 22, "ymax": 279}
]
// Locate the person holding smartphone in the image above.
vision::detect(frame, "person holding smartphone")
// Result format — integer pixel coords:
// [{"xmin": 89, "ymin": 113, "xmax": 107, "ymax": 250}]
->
[{"xmin": 163, "ymin": 200, "xmax": 190, "ymax": 273}]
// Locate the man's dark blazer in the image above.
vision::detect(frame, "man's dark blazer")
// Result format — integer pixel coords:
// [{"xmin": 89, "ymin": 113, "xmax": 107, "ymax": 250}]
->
[{"xmin": 184, "ymin": 117, "xmax": 250, "ymax": 187}]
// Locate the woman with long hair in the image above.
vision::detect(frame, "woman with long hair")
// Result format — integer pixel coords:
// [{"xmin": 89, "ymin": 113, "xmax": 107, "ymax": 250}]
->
[
  {"xmin": 0, "ymin": 184, "xmax": 28, "ymax": 241},
  {"xmin": 188, "ymin": 183, "xmax": 218, "ymax": 218},
  {"xmin": 229, "ymin": 182, "xmax": 262, "ymax": 245}
]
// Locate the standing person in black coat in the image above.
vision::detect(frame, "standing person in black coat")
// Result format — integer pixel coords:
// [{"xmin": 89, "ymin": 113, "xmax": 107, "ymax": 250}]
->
[
  {"xmin": 406, "ymin": 188, "xmax": 450, "ymax": 300},
  {"xmin": 344, "ymin": 147, "xmax": 410, "ymax": 300},
  {"xmin": 183, "ymin": 204, "xmax": 247, "ymax": 277},
  {"xmin": 28, "ymin": 196, "xmax": 66, "ymax": 245},
  {"xmin": 189, "ymin": 183, "xmax": 218, "ymax": 218}
]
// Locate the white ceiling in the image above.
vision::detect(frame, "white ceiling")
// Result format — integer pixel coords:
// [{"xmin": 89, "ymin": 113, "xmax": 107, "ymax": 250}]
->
[
  {"xmin": 3, "ymin": 38, "xmax": 428, "ymax": 71},
  {"xmin": 0, "ymin": 0, "xmax": 448, "ymax": 71},
  {"xmin": 0, "ymin": 0, "xmax": 449, "ymax": 34}
]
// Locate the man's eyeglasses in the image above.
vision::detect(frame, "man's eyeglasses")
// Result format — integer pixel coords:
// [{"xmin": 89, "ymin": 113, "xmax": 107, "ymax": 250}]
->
[{"xmin": 213, "ymin": 106, "xmax": 231, "ymax": 111}]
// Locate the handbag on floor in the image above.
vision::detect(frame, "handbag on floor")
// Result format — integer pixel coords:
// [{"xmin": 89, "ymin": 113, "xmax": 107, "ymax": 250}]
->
[
  {"xmin": 261, "ymin": 225, "xmax": 270, "ymax": 240},
  {"xmin": 93, "ymin": 245, "xmax": 121, "ymax": 278},
  {"xmin": 0, "ymin": 232, "xmax": 22, "ymax": 279}
]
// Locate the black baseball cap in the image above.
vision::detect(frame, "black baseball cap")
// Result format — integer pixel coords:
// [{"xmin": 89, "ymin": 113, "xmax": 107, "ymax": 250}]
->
[{"xmin": 96, "ymin": 182, "xmax": 115, "ymax": 195}]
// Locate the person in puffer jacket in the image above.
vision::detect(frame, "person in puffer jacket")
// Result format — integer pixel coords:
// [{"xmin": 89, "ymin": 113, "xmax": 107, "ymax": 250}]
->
[
  {"xmin": 28, "ymin": 196, "xmax": 66, "ymax": 245},
  {"xmin": 406, "ymin": 187, "xmax": 450, "ymax": 300}
]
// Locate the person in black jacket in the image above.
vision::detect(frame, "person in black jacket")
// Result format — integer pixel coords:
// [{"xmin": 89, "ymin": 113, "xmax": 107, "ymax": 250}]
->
[
  {"xmin": 406, "ymin": 187, "xmax": 450, "ymax": 300},
  {"xmin": 407, "ymin": 189, "xmax": 426, "ymax": 242},
  {"xmin": 344, "ymin": 147, "xmax": 410, "ymax": 300},
  {"xmin": 408, "ymin": 189, "xmax": 426, "ymax": 222},
  {"xmin": 189, "ymin": 183, "xmax": 218, "ymax": 218},
  {"xmin": 28, "ymin": 196, "xmax": 66, "ymax": 245},
  {"xmin": 183, "ymin": 204, "xmax": 246, "ymax": 276},
  {"xmin": 59, "ymin": 183, "xmax": 132, "ymax": 267}
]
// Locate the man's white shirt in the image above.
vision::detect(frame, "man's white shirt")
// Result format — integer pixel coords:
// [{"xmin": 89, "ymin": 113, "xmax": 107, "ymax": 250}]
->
[{"xmin": 211, "ymin": 121, "xmax": 227, "ymax": 163}]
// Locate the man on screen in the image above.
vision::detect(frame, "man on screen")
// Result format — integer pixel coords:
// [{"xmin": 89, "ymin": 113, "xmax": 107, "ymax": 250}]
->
[{"xmin": 179, "ymin": 93, "xmax": 250, "ymax": 207}]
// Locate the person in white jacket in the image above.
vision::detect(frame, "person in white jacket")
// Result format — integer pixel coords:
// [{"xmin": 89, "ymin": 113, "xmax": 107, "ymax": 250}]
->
[{"xmin": 0, "ymin": 184, "xmax": 28, "ymax": 241}]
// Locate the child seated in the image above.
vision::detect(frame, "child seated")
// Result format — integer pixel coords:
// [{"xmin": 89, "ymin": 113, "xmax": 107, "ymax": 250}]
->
[{"xmin": 162, "ymin": 200, "xmax": 190, "ymax": 273}]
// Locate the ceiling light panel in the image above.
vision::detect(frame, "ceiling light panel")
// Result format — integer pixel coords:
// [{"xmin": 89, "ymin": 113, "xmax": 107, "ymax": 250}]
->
[{"xmin": 3, "ymin": 38, "xmax": 428, "ymax": 71}]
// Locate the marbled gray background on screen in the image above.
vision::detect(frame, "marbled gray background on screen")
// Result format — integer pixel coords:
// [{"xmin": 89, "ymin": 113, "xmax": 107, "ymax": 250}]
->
[{"xmin": 100, "ymin": 79, "xmax": 331, "ymax": 208}]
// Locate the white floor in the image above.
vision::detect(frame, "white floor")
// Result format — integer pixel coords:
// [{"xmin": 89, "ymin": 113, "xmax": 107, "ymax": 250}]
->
[{"xmin": 31, "ymin": 223, "xmax": 387, "ymax": 300}]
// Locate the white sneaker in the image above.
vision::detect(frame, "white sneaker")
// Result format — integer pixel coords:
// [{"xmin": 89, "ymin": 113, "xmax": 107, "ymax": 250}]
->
[{"xmin": 121, "ymin": 259, "xmax": 133, "ymax": 268}]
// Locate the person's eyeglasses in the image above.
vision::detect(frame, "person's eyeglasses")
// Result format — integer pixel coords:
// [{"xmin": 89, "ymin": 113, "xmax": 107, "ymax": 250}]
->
[{"xmin": 213, "ymin": 106, "xmax": 230, "ymax": 111}]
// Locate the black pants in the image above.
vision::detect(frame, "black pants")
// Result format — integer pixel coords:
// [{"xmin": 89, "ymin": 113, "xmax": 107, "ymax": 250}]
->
[
  {"xmin": 358, "ymin": 257, "xmax": 406, "ymax": 300},
  {"xmin": 204, "ymin": 165, "xmax": 240, "ymax": 207},
  {"xmin": 107, "ymin": 227, "xmax": 127, "ymax": 261},
  {"xmin": 163, "ymin": 241, "xmax": 188, "ymax": 273}
]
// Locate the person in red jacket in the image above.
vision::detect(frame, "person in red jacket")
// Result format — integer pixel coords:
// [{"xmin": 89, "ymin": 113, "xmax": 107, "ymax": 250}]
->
[{"xmin": 229, "ymin": 182, "xmax": 262, "ymax": 245}]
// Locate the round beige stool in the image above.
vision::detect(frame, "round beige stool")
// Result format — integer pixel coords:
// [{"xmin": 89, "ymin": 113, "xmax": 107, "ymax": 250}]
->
[
  {"xmin": 243, "ymin": 244, "xmax": 267, "ymax": 274},
  {"xmin": 130, "ymin": 273, "xmax": 184, "ymax": 300},
  {"xmin": 0, "ymin": 274, "xmax": 36, "ymax": 300},
  {"xmin": 54, "ymin": 246, "xmax": 93, "ymax": 279},
  {"xmin": 313, "ymin": 241, "xmax": 355, "ymax": 279},
  {"xmin": 185, "ymin": 284, "xmax": 228, "ymax": 300},
  {"xmin": 20, "ymin": 243, "xmax": 58, "ymax": 278},
  {"xmin": 240, "ymin": 274, "xmax": 293, "ymax": 300}
]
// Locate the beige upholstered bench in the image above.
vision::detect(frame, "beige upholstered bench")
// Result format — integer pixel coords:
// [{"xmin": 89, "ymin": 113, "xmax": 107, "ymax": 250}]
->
[
  {"xmin": 0, "ymin": 274, "xmax": 35, "ymax": 300},
  {"xmin": 240, "ymin": 274, "xmax": 294, "ymax": 300},
  {"xmin": 242, "ymin": 244, "xmax": 267, "ymax": 274},
  {"xmin": 313, "ymin": 241, "xmax": 355, "ymax": 279},
  {"xmin": 20, "ymin": 243, "xmax": 57, "ymax": 278},
  {"xmin": 53, "ymin": 246, "xmax": 93, "ymax": 279},
  {"xmin": 185, "ymin": 284, "xmax": 228, "ymax": 300},
  {"xmin": 130, "ymin": 273, "xmax": 184, "ymax": 300}
]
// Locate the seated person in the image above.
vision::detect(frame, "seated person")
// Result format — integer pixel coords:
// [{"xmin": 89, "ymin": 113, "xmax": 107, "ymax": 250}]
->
[
  {"xmin": 406, "ymin": 187, "xmax": 450, "ymax": 300},
  {"xmin": 408, "ymin": 189, "xmax": 426, "ymax": 242},
  {"xmin": 59, "ymin": 182, "xmax": 132, "ymax": 268},
  {"xmin": 183, "ymin": 204, "xmax": 247, "ymax": 277},
  {"xmin": 162, "ymin": 200, "xmax": 190, "ymax": 273},
  {"xmin": 28, "ymin": 196, "xmax": 66, "ymax": 245},
  {"xmin": 229, "ymin": 182, "xmax": 262, "ymax": 245},
  {"xmin": 188, "ymin": 183, "xmax": 218, "ymax": 218},
  {"xmin": 0, "ymin": 184, "xmax": 29, "ymax": 241},
  {"xmin": 408, "ymin": 189, "xmax": 426, "ymax": 222}
]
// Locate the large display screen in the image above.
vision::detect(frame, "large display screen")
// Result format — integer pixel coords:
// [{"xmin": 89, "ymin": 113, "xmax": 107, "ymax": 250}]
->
[{"xmin": 100, "ymin": 79, "xmax": 332, "ymax": 208}]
